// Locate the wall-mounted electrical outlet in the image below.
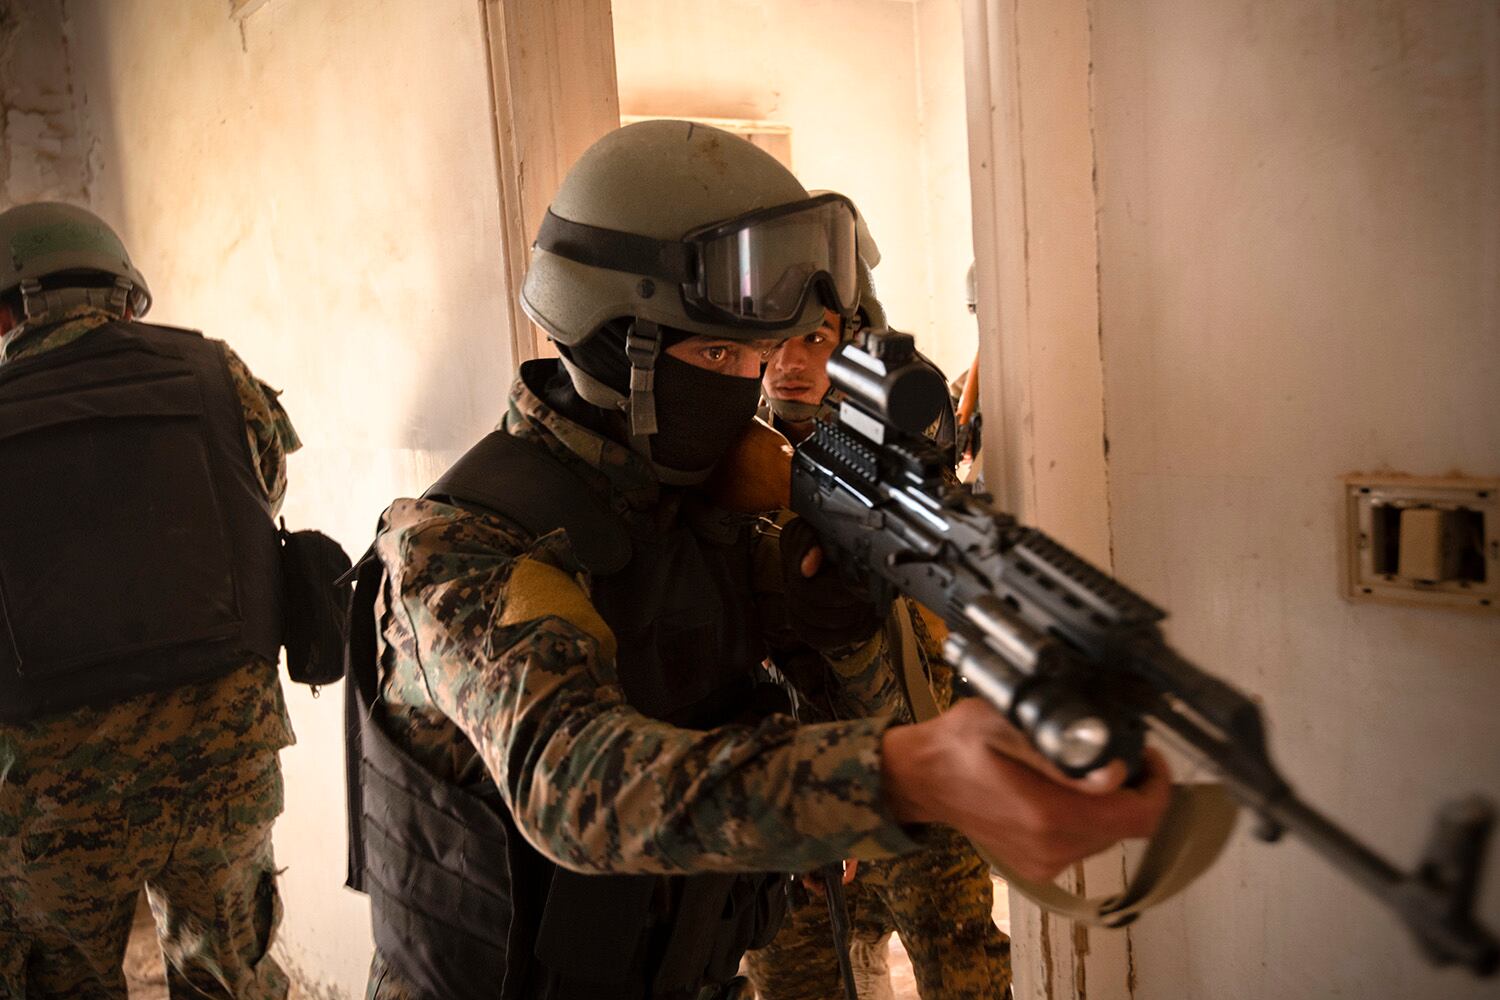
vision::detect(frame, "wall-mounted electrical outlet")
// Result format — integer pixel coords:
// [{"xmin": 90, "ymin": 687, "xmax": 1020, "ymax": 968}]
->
[{"xmin": 1343, "ymin": 475, "xmax": 1499, "ymax": 612}]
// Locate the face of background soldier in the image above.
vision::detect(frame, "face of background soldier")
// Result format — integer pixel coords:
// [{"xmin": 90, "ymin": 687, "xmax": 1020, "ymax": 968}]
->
[{"xmin": 762, "ymin": 309, "xmax": 841, "ymax": 408}]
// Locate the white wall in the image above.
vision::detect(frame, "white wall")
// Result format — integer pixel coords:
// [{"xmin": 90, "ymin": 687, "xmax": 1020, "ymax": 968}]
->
[
  {"xmin": 612, "ymin": 0, "xmax": 976, "ymax": 377},
  {"xmin": 1090, "ymin": 3, "xmax": 1500, "ymax": 998},
  {"xmin": 914, "ymin": 0, "xmax": 977, "ymax": 378},
  {"xmin": 64, "ymin": 0, "xmax": 514, "ymax": 993},
  {"xmin": 0, "ymin": 1, "xmax": 94, "ymax": 206}
]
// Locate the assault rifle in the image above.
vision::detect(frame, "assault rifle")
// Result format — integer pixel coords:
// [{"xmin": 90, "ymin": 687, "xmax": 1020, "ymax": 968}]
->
[{"xmin": 788, "ymin": 329, "xmax": 1498, "ymax": 977}]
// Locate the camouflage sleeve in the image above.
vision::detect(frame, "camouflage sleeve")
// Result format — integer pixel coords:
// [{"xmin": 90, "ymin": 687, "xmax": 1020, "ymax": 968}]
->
[
  {"xmin": 377, "ymin": 499, "xmax": 922, "ymax": 877},
  {"xmin": 819, "ymin": 629, "xmax": 911, "ymax": 723},
  {"xmin": 908, "ymin": 601, "xmax": 957, "ymax": 711},
  {"xmin": 221, "ymin": 344, "xmax": 302, "ymax": 514}
]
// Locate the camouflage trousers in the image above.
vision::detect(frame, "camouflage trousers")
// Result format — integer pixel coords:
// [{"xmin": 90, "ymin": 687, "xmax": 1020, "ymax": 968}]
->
[
  {"xmin": 367, "ymin": 948, "xmax": 755, "ymax": 1000},
  {"xmin": 744, "ymin": 828, "xmax": 1010, "ymax": 1000},
  {"xmin": 0, "ymin": 756, "xmax": 287, "ymax": 999}
]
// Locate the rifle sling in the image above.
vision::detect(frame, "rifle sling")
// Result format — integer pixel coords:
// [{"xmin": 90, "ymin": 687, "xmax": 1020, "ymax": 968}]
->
[
  {"xmin": 889, "ymin": 604, "xmax": 941, "ymax": 723},
  {"xmin": 887, "ymin": 608, "xmax": 1239, "ymax": 926},
  {"xmin": 984, "ymin": 783, "xmax": 1239, "ymax": 927}
]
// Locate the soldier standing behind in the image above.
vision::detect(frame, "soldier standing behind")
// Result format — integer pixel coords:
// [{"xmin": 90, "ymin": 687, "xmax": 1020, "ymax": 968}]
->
[
  {"xmin": 0, "ymin": 202, "xmax": 300, "ymax": 1000},
  {"xmin": 749, "ymin": 272, "xmax": 1012, "ymax": 1000}
]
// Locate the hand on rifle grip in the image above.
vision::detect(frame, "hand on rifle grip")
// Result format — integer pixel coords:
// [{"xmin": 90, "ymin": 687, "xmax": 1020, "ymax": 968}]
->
[
  {"xmin": 779, "ymin": 516, "xmax": 889, "ymax": 651},
  {"xmin": 881, "ymin": 699, "xmax": 1173, "ymax": 883}
]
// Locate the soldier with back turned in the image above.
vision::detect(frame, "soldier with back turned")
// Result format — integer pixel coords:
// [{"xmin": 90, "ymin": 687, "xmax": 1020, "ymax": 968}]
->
[{"xmin": 0, "ymin": 202, "xmax": 299, "ymax": 1000}]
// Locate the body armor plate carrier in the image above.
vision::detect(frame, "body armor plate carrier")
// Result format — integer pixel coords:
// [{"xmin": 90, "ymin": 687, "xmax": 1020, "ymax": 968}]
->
[
  {"xmin": 0, "ymin": 320, "xmax": 284, "ymax": 722},
  {"xmin": 346, "ymin": 385, "xmax": 786, "ymax": 1000}
]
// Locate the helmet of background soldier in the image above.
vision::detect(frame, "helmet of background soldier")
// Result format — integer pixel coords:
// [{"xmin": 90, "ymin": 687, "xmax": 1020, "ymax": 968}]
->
[
  {"xmin": 0, "ymin": 201, "xmax": 151, "ymax": 325},
  {"xmin": 522, "ymin": 122, "xmax": 859, "ymax": 466},
  {"xmin": 853, "ymin": 257, "xmax": 886, "ymax": 333},
  {"xmin": 807, "ymin": 190, "xmax": 882, "ymax": 338}
]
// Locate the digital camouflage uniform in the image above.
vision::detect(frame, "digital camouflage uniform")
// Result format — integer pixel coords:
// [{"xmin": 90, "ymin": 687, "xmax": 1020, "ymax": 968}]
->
[
  {"xmin": 747, "ymin": 406, "xmax": 1010, "ymax": 1000},
  {"xmin": 745, "ymin": 607, "xmax": 1011, "ymax": 1000},
  {"xmin": 364, "ymin": 367, "xmax": 933, "ymax": 1000},
  {"xmin": 0, "ymin": 305, "xmax": 300, "ymax": 1000}
]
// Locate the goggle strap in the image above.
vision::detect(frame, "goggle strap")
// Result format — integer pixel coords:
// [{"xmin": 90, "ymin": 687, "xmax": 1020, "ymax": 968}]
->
[
  {"xmin": 535, "ymin": 211, "xmax": 696, "ymax": 285},
  {"xmin": 625, "ymin": 319, "xmax": 661, "ymax": 437}
]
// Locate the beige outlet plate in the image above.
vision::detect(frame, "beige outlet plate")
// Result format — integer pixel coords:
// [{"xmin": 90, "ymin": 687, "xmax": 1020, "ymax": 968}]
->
[{"xmin": 1342, "ymin": 475, "xmax": 1500, "ymax": 612}]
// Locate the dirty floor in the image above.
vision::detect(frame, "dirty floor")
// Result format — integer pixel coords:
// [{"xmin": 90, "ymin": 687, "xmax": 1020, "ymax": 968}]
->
[{"xmin": 126, "ymin": 880, "xmax": 1011, "ymax": 999}]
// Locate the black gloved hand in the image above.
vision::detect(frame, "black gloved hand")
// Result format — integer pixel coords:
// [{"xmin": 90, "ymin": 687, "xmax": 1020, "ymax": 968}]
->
[{"xmin": 778, "ymin": 516, "xmax": 889, "ymax": 652}]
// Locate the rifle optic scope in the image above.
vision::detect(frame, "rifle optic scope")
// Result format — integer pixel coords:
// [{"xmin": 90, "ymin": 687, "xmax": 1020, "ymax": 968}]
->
[{"xmin": 827, "ymin": 330, "xmax": 948, "ymax": 436}]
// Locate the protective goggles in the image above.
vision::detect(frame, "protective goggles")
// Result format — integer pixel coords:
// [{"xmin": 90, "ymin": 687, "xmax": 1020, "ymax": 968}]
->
[{"xmin": 535, "ymin": 192, "xmax": 859, "ymax": 330}]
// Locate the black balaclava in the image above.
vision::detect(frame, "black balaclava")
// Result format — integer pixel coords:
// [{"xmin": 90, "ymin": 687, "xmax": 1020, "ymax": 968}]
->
[
  {"xmin": 649, "ymin": 352, "xmax": 763, "ymax": 472},
  {"xmin": 557, "ymin": 320, "xmax": 763, "ymax": 477}
]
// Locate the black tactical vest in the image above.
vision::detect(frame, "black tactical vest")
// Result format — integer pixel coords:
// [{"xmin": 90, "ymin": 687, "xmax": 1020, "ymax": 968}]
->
[
  {"xmin": 346, "ymin": 396, "xmax": 786, "ymax": 1000},
  {"xmin": 0, "ymin": 321, "xmax": 284, "ymax": 722}
]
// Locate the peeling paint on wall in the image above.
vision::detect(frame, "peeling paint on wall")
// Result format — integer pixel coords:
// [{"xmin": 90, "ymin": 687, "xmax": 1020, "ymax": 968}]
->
[{"xmin": 0, "ymin": 0, "xmax": 93, "ymax": 208}]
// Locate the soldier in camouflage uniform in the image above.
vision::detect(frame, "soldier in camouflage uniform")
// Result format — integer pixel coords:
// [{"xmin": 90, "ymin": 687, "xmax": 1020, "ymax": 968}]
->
[
  {"xmin": 346, "ymin": 121, "xmax": 1169, "ymax": 1000},
  {"xmin": 747, "ymin": 612, "xmax": 1010, "ymax": 1000},
  {"xmin": 748, "ymin": 272, "xmax": 1011, "ymax": 1000},
  {"xmin": 0, "ymin": 202, "xmax": 299, "ymax": 1000}
]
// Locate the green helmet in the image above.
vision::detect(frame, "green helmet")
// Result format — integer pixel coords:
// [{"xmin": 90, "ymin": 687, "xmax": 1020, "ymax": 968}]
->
[
  {"xmin": 523, "ymin": 120, "xmax": 835, "ymax": 346},
  {"xmin": 809, "ymin": 190, "xmax": 881, "ymax": 335},
  {"xmin": 522, "ymin": 121, "xmax": 857, "ymax": 446},
  {"xmin": 0, "ymin": 201, "xmax": 151, "ymax": 323},
  {"xmin": 811, "ymin": 189, "xmax": 880, "ymax": 270}
]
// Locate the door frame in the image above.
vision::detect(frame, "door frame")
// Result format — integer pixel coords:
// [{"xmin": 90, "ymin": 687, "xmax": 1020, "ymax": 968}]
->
[
  {"xmin": 481, "ymin": 0, "xmax": 621, "ymax": 364},
  {"xmin": 962, "ymin": 1, "xmax": 1129, "ymax": 998}
]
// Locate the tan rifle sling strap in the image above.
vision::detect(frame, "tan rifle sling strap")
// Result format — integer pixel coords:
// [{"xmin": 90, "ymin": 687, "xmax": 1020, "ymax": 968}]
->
[{"xmin": 888, "ymin": 604, "xmax": 1240, "ymax": 926}]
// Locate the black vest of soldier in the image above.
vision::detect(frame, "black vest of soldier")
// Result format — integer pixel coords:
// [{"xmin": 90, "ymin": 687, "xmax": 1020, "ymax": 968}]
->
[
  {"xmin": 346, "ymin": 361, "xmax": 786, "ymax": 1000},
  {"xmin": 0, "ymin": 320, "xmax": 284, "ymax": 722}
]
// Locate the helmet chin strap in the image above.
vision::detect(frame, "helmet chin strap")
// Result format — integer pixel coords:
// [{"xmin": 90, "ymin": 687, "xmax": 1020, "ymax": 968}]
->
[
  {"xmin": 623, "ymin": 320, "xmax": 661, "ymax": 438},
  {"xmin": 555, "ymin": 321, "xmax": 718, "ymax": 486},
  {"xmin": 19, "ymin": 277, "xmax": 135, "ymax": 327}
]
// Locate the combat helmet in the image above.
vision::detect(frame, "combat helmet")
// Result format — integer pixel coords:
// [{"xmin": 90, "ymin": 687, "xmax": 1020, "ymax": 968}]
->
[
  {"xmin": 522, "ymin": 120, "xmax": 860, "ymax": 445},
  {"xmin": 0, "ymin": 201, "xmax": 151, "ymax": 325},
  {"xmin": 805, "ymin": 190, "xmax": 883, "ymax": 337}
]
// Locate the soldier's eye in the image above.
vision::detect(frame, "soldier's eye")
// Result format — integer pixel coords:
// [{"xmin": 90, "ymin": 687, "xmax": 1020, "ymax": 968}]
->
[{"xmin": 703, "ymin": 346, "xmax": 729, "ymax": 363}]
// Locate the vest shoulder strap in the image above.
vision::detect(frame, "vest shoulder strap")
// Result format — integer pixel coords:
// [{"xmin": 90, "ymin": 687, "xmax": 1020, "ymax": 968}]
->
[{"xmin": 424, "ymin": 430, "xmax": 631, "ymax": 575}]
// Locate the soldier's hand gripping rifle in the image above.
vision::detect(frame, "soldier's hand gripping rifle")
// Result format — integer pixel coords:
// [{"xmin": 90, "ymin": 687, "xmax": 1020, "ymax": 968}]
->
[{"xmin": 788, "ymin": 328, "xmax": 1499, "ymax": 977}]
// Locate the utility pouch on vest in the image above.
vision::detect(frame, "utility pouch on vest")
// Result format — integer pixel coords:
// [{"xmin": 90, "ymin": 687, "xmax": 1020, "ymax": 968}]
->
[
  {"xmin": 658, "ymin": 873, "xmax": 786, "ymax": 992},
  {"xmin": 278, "ymin": 523, "xmax": 352, "ymax": 689},
  {"xmin": 533, "ymin": 870, "xmax": 659, "ymax": 984},
  {"xmin": 0, "ymin": 322, "xmax": 282, "ymax": 721}
]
